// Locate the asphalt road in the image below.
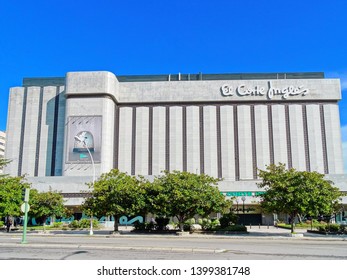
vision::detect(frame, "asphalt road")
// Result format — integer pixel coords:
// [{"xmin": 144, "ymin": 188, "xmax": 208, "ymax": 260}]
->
[{"xmin": 0, "ymin": 232, "xmax": 346, "ymax": 260}]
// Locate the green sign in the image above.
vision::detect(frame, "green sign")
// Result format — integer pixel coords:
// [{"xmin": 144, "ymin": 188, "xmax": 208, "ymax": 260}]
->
[{"xmin": 221, "ymin": 191, "xmax": 265, "ymax": 197}]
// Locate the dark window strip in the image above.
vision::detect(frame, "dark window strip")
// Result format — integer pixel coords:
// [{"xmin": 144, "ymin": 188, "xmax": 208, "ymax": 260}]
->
[
  {"xmin": 320, "ymin": 105, "xmax": 329, "ymax": 174},
  {"xmin": 216, "ymin": 106, "xmax": 222, "ymax": 178},
  {"xmin": 267, "ymin": 105, "xmax": 274, "ymax": 165},
  {"xmin": 285, "ymin": 105, "xmax": 292, "ymax": 169},
  {"xmin": 131, "ymin": 107, "xmax": 136, "ymax": 175},
  {"xmin": 233, "ymin": 105, "xmax": 240, "ymax": 181},
  {"xmin": 148, "ymin": 107, "xmax": 153, "ymax": 175},
  {"xmin": 302, "ymin": 105, "xmax": 310, "ymax": 171},
  {"xmin": 182, "ymin": 106, "xmax": 187, "ymax": 172},
  {"xmin": 199, "ymin": 106, "xmax": 204, "ymax": 174},
  {"xmin": 165, "ymin": 106, "xmax": 170, "ymax": 171},
  {"xmin": 250, "ymin": 105, "xmax": 257, "ymax": 179},
  {"xmin": 114, "ymin": 105, "xmax": 120, "ymax": 169},
  {"xmin": 50, "ymin": 87, "xmax": 60, "ymax": 176},
  {"xmin": 34, "ymin": 87, "xmax": 44, "ymax": 176},
  {"xmin": 18, "ymin": 87, "xmax": 28, "ymax": 176}
]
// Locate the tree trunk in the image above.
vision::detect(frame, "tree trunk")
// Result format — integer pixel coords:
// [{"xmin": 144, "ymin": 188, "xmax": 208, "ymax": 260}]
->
[
  {"xmin": 290, "ymin": 215, "xmax": 295, "ymax": 233},
  {"xmin": 178, "ymin": 217, "xmax": 184, "ymax": 232},
  {"xmin": 297, "ymin": 214, "xmax": 302, "ymax": 224},
  {"xmin": 113, "ymin": 215, "xmax": 119, "ymax": 232},
  {"xmin": 42, "ymin": 217, "xmax": 47, "ymax": 233}
]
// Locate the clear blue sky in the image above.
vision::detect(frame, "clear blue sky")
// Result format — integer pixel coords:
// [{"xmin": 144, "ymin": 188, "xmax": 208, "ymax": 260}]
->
[{"xmin": 1, "ymin": 0, "xmax": 346, "ymax": 170}]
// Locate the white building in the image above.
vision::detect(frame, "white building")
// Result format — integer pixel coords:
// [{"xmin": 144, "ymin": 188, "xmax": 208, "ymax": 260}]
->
[
  {"xmin": 0, "ymin": 130, "xmax": 5, "ymax": 174},
  {"xmin": 4, "ymin": 71, "xmax": 346, "ymax": 224}
]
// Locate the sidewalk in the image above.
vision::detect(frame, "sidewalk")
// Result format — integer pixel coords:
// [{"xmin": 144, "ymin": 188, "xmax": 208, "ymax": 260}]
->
[{"xmin": 1, "ymin": 225, "xmax": 346, "ymax": 240}]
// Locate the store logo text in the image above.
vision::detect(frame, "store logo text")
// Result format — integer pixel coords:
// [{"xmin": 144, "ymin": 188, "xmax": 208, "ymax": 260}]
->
[{"xmin": 221, "ymin": 81, "xmax": 309, "ymax": 99}]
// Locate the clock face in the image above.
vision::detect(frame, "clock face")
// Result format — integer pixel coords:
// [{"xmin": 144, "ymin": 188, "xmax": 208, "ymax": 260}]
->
[
  {"xmin": 74, "ymin": 131, "xmax": 94, "ymax": 150},
  {"xmin": 67, "ymin": 116, "xmax": 102, "ymax": 163}
]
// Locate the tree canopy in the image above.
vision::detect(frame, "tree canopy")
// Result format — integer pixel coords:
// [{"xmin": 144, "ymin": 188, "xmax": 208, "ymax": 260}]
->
[
  {"xmin": 257, "ymin": 163, "xmax": 343, "ymax": 233},
  {"xmin": 0, "ymin": 175, "xmax": 30, "ymax": 219},
  {"xmin": 29, "ymin": 188, "xmax": 66, "ymax": 226},
  {"xmin": 82, "ymin": 169, "xmax": 148, "ymax": 232},
  {"xmin": 150, "ymin": 170, "xmax": 230, "ymax": 231}
]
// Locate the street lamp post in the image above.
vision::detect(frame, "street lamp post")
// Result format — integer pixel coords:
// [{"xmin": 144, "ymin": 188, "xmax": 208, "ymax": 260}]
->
[
  {"xmin": 241, "ymin": 196, "xmax": 246, "ymax": 225},
  {"xmin": 74, "ymin": 135, "xmax": 95, "ymax": 235},
  {"xmin": 241, "ymin": 196, "xmax": 246, "ymax": 213},
  {"xmin": 236, "ymin": 199, "xmax": 239, "ymax": 213}
]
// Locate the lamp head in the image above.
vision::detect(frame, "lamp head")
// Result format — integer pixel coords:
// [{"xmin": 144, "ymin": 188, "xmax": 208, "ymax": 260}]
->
[{"xmin": 74, "ymin": 135, "xmax": 83, "ymax": 142}]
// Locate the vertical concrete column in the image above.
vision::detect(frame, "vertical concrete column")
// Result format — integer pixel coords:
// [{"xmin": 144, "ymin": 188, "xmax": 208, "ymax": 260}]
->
[
  {"xmin": 38, "ymin": 86, "xmax": 60, "ymax": 176},
  {"xmin": 203, "ymin": 106, "xmax": 218, "ymax": 178},
  {"xmin": 254, "ymin": 105, "xmax": 270, "ymax": 172},
  {"xmin": 118, "ymin": 107, "xmax": 132, "ymax": 174},
  {"xmin": 306, "ymin": 104, "xmax": 324, "ymax": 173},
  {"xmin": 135, "ymin": 107, "xmax": 149, "ymax": 175},
  {"xmin": 169, "ymin": 106, "xmax": 183, "ymax": 172},
  {"xmin": 288, "ymin": 105, "xmax": 306, "ymax": 171},
  {"xmin": 186, "ymin": 106, "xmax": 200, "ymax": 174},
  {"xmin": 238, "ymin": 105, "xmax": 253, "ymax": 179},
  {"xmin": 152, "ymin": 106, "xmax": 166, "ymax": 175},
  {"xmin": 63, "ymin": 71, "xmax": 118, "ymax": 177},
  {"xmin": 272, "ymin": 105, "xmax": 288, "ymax": 167},
  {"xmin": 324, "ymin": 104, "xmax": 344, "ymax": 174},
  {"xmin": 4, "ymin": 88, "xmax": 25, "ymax": 176},
  {"xmin": 21, "ymin": 87, "xmax": 41, "ymax": 176},
  {"xmin": 220, "ymin": 105, "xmax": 235, "ymax": 180}
]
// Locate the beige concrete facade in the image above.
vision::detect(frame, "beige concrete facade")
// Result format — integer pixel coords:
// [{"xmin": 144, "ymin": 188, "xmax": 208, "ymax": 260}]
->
[{"xmin": 3, "ymin": 71, "xmax": 346, "ymax": 223}]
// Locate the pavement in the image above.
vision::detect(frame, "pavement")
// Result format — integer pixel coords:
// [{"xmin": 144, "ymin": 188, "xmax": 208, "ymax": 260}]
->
[{"xmin": 1, "ymin": 225, "xmax": 346, "ymax": 241}]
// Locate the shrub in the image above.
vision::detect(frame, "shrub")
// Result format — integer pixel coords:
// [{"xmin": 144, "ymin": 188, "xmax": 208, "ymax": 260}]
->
[
  {"xmin": 317, "ymin": 224, "xmax": 340, "ymax": 232},
  {"xmin": 220, "ymin": 212, "xmax": 239, "ymax": 228},
  {"xmin": 201, "ymin": 219, "xmax": 211, "ymax": 230},
  {"xmin": 52, "ymin": 222, "xmax": 63, "ymax": 228},
  {"xmin": 210, "ymin": 219, "xmax": 220, "ymax": 230},
  {"xmin": 340, "ymin": 224, "xmax": 346, "ymax": 233},
  {"xmin": 327, "ymin": 224, "xmax": 340, "ymax": 232},
  {"xmin": 69, "ymin": 220, "xmax": 79, "ymax": 229},
  {"xmin": 133, "ymin": 221, "xmax": 146, "ymax": 230},
  {"xmin": 145, "ymin": 221, "xmax": 156, "ymax": 230},
  {"xmin": 79, "ymin": 218, "xmax": 98, "ymax": 229},
  {"xmin": 155, "ymin": 217, "xmax": 170, "ymax": 231},
  {"xmin": 68, "ymin": 219, "xmax": 98, "ymax": 229},
  {"xmin": 0, "ymin": 221, "xmax": 4, "ymax": 228}
]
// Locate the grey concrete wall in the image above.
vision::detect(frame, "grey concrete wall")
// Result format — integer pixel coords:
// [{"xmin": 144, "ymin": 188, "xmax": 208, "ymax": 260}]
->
[
  {"xmin": 4, "ymin": 87, "xmax": 24, "ymax": 175},
  {"xmin": 5, "ymin": 71, "xmax": 344, "ymax": 190},
  {"xmin": 119, "ymin": 79, "xmax": 341, "ymax": 103},
  {"xmin": 254, "ymin": 105, "xmax": 270, "ymax": 172},
  {"xmin": 152, "ymin": 106, "xmax": 166, "ymax": 175},
  {"xmin": 306, "ymin": 104, "xmax": 325, "ymax": 173}
]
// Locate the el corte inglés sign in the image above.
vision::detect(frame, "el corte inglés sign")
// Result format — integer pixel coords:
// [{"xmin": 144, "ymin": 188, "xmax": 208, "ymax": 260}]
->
[{"xmin": 221, "ymin": 81, "xmax": 309, "ymax": 100}]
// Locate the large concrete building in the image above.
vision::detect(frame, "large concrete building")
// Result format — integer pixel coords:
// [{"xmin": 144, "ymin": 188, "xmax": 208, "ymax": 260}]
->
[
  {"xmin": 0, "ymin": 130, "xmax": 5, "ymax": 174},
  {"xmin": 4, "ymin": 71, "xmax": 347, "ymax": 224}
]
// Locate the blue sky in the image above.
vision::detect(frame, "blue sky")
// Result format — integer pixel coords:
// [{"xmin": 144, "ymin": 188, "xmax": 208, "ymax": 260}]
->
[{"xmin": 0, "ymin": 0, "xmax": 346, "ymax": 171}]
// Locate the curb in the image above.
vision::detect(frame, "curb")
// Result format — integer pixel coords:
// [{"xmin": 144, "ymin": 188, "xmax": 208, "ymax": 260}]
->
[{"xmin": 0, "ymin": 242, "xmax": 226, "ymax": 254}]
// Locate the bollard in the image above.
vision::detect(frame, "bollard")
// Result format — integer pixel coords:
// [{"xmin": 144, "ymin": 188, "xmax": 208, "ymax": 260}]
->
[
  {"xmin": 250, "ymin": 223, "xmax": 251, "ymax": 229},
  {"xmin": 267, "ymin": 223, "xmax": 269, "ymax": 229},
  {"xmin": 259, "ymin": 224, "xmax": 260, "ymax": 229}
]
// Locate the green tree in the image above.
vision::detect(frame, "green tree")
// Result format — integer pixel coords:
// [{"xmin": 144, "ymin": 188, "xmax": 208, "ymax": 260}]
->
[
  {"xmin": 0, "ymin": 158, "xmax": 11, "ymax": 177},
  {"xmin": 29, "ymin": 189, "xmax": 66, "ymax": 228},
  {"xmin": 151, "ymin": 170, "xmax": 230, "ymax": 231},
  {"xmin": 0, "ymin": 175, "xmax": 30, "ymax": 221},
  {"xmin": 82, "ymin": 169, "xmax": 148, "ymax": 232},
  {"xmin": 257, "ymin": 163, "xmax": 343, "ymax": 233}
]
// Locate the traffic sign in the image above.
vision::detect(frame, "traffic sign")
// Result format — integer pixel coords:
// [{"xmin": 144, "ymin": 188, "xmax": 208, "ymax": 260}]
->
[{"xmin": 21, "ymin": 203, "xmax": 30, "ymax": 213}]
